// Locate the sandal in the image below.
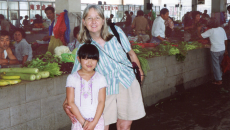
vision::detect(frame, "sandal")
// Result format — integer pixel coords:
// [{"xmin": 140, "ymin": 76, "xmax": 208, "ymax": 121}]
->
[{"xmin": 212, "ymin": 81, "xmax": 222, "ymax": 85}]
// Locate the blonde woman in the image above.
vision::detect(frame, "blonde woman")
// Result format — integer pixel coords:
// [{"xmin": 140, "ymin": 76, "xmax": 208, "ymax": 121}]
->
[{"xmin": 63, "ymin": 5, "xmax": 146, "ymax": 130}]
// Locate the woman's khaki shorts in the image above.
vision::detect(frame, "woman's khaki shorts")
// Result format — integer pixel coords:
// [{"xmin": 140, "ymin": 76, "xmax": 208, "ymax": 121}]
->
[{"xmin": 103, "ymin": 79, "xmax": 146, "ymax": 125}]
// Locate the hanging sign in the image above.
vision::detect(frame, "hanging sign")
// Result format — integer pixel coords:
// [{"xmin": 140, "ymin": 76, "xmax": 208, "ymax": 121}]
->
[
  {"xmin": 36, "ymin": 5, "xmax": 40, "ymax": 10},
  {"xmin": 42, "ymin": 5, "xmax": 46, "ymax": 10},
  {"xmin": 30, "ymin": 4, "xmax": 34, "ymax": 10},
  {"xmin": 198, "ymin": 0, "xmax": 205, "ymax": 4}
]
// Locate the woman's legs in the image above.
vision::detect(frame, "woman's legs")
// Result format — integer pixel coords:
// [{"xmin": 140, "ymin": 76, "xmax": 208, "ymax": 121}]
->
[{"xmin": 116, "ymin": 119, "xmax": 132, "ymax": 130}]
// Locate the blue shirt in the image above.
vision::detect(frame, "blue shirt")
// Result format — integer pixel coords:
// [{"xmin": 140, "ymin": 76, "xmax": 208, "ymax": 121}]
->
[{"xmin": 71, "ymin": 26, "xmax": 135, "ymax": 95}]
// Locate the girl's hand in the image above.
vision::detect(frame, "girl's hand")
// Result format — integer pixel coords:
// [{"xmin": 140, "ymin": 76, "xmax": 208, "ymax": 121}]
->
[
  {"xmin": 84, "ymin": 121, "xmax": 97, "ymax": 130},
  {"xmin": 63, "ymin": 103, "xmax": 77, "ymax": 123},
  {"xmin": 82, "ymin": 121, "xmax": 89, "ymax": 130}
]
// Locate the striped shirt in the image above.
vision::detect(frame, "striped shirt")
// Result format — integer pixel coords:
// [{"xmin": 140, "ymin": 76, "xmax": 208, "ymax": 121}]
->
[{"xmin": 71, "ymin": 26, "xmax": 135, "ymax": 95}]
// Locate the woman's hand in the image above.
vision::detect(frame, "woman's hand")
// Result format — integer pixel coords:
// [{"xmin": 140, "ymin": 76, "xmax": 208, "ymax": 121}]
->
[
  {"xmin": 63, "ymin": 103, "xmax": 77, "ymax": 123},
  {"xmin": 84, "ymin": 121, "xmax": 97, "ymax": 130}
]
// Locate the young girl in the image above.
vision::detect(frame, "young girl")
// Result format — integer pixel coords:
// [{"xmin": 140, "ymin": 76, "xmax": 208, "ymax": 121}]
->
[{"xmin": 66, "ymin": 44, "xmax": 107, "ymax": 130}]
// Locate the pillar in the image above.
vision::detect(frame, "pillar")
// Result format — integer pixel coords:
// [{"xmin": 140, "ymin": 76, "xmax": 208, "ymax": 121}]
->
[
  {"xmin": 211, "ymin": 0, "xmax": 226, "ymax": 13},
  {"xmin": 191, "ymin": 0, "xmax": 197, "ymax": 11},
  {"xmin": 144, "ymin": 0, "xmax": 150, "ymax": 14},
  {"xmin": 211, "ymin": 0, "xmax": 227, "ymax": 25},
  {"xmin": 55, "ymin": 0, "xmax": 81, "ymax": 42}
]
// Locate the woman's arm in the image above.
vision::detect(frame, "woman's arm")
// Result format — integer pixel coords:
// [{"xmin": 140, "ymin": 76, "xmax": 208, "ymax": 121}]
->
[
  {"xmin": 66, "ymin": 87, "xmax": 86, "ymax": 126},
  {"xmin": 128, "ymin": 49, "xmax": 144, "ymax": 82},
  {"xmin": 85, "ymin": 87, "xmax": 106, "ymax": 130},
  {"xmin": 22, "ymin": 55, "xmax": 28, "ymax": 65},
  {"xmin": 6, "ymin": 48, "xmax": 19, "ymax": 65},
  {"xmin": 63, "ymin": 98, "xmax": 78, "ymax": 123}
]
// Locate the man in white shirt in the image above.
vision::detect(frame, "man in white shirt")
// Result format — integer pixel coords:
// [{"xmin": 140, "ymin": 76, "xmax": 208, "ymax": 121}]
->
[
  {"xmin": 199, "ymin": 19, "xmax": 227, "ymax": 85},
  {"xmin": 130, "ymin": 12, "xmax": 136, "ymax": 23},
  {"xmin": 150, "ymin": 8, "xmax": 169, "ymax": 44}
]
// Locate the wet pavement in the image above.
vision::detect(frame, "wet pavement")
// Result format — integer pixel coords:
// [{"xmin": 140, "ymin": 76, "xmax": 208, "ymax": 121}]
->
[{"xmin": 110, "ymin": 72, "xmax": 230, "ymax": 130}]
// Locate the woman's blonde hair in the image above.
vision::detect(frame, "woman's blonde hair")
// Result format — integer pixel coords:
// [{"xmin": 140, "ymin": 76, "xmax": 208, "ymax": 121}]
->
[{"xmin": 78, "ymin": 5, "xmax": 113, "ymax": 44}]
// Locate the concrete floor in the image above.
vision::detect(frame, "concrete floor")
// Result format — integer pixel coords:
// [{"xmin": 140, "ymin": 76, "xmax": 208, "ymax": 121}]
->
[
  {"xmin": 109, "ymin": 72, "xmax": 230, "ymax": 130},
  {"xmin": 62, "ymin": 72, "xmax": 230, "ymax": 130}
]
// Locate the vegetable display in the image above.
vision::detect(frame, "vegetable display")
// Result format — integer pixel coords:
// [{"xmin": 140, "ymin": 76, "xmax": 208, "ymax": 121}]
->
[{"xmin": 23, "ymin": 52, "xmax": 62, "ymax": 77}]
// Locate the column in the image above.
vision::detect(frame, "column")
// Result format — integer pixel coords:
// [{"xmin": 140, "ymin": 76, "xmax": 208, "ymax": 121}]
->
[
  {"xmin": 144, "ymin": 0, "xmax": 150, "ymax": 14},
  {"xmin": 212, "ymin": 0, "xmax": 226, "ymax": 13},
  {"xmin": 55, "ymin": 0, "xmax": 81, "ymax": 42},
  {"xmin": 211, "ymin": 0, "xmax": 227, "ymax": 25},
  {"xmin": 192, "ymin": 0, "xmax": 197, "ymax": 11}
]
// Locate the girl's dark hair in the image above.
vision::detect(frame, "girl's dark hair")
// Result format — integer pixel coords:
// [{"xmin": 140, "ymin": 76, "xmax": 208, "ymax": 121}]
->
[
  {"xmin": 14, "ymin": 28, "xmax": 26, "ymax": 38},
  {"xmin": 77, "ymin": 44, "xmax": 99, "ymax": 61},
  {"xmin": 73, "ymin": 26, "xmax": 80, "ymax": 38}
]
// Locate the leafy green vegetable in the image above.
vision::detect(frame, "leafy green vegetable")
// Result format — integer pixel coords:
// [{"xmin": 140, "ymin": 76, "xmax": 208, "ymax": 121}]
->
[
  {"xmin": 23, "ymin": 52, "xmax": 62, "ymax": 77},
  {"xmin": 137, "ymin": 56, "xmax": 150, "ymax": 75},
  {"xmin": 169, "ymin": 47, "xmax": 180, "ymax": 55},
  {"xmin": 61, "ymin": 53, "xmax": 76, "ymax": 63}
]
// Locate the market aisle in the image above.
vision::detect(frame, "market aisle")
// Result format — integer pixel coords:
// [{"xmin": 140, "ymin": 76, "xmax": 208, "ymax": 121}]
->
[{"xmin": 109, "ymin": 72, "xmax": 230, "ymax": 130}]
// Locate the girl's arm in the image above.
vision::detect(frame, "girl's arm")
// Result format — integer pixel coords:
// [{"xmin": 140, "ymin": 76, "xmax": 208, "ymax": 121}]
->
[
  {"xmin": 66, "ymin": 87, "xmax": 86, "ymax": 126},
  {"xmin": 85, "ymin": 87, "xmax": 106, "ymax": 130}
]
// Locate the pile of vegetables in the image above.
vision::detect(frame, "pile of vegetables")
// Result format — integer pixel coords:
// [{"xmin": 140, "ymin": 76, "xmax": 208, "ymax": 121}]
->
[
  {"xmin": 23, "ymin": 52, "xmax": 62, "ymax": 77},
  {"xmin": 0, "ymin": 68, "xmax": 50, "ymax": 86}
]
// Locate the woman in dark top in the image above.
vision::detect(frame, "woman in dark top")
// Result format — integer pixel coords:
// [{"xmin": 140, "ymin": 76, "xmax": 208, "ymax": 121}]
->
[{"xmin": 184, "ymin": 11, "xmax": 203, "ymax": 41}]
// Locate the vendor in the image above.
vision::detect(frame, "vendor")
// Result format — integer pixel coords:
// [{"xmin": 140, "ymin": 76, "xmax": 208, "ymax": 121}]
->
[
  {"xmin": 165, "ymin": 17, "xmax": 174, "ymax": 38},
  {"xmin": 0, "ymin": 30, "xmax": 19, "ymax": 66},
  {"xmin": 13, "ymin": 28, "xmax": 33, "ymax": 65},
  {"xmin": 184, "ymin": 11, "xmax": 203, "ymax": 41},
  {"xmin": 150, "ymin": 8, "xmax": 169, "ymax": 44},
  {"xmin": 199, "ymin": 19, "xmax": 227, "ymax": 85},
  {"xmin": 67, "ymin": 26, "xmax": 80, "ymax": 52},
  {"xmin": 42, "ymin": 7, "xmax": 64, "ymax": 54},
  {"xmin": 131, "ymin": 10, "xmax": 150, "ymax": 42}
]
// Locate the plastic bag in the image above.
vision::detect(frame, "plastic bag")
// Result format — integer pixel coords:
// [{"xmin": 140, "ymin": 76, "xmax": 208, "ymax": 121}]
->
[
  {"xmin": 61, "ymin": 53, "xmax": 76, "ymax": 63},
  {"xmin": 53, "ymin": 12, "xmax": 67, "ymax": 45},
  {"xmin": 64, "ymin": 10, "xmax": 71, "ymax": 43}
]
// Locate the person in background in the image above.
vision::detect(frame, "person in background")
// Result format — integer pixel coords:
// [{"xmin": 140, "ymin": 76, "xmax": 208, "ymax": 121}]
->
[
  {"xmin": 43, "ymin": 7, "xmax": 55, "ymax": 41},
  {"xmin": 0, "ymin": 14, "xmax": 10, "ymax": 32},
  {"xmin": 183, "ymin": 11, "xmax": 193, "ymax": 28},
  {"xmin": 132, "ymin": 10, "xmax": 150, "ymax": 42},
  {"xmin": 184, "ymin": 11, "xmax": 203, "ymax": 41},
  {"xmin": 68, "ymin": 26, "xmax": 80, "ymax": 52},
  {"xmin": 130, "ymin": 11, "xmax": 136, "ymax": 23},
  {"xmin": 32, "ymin": 14, "xmax": 43, "ymax": 25},
  {"xmin": 123, "ymin": 11, "xmax": 132, "ymax": 35},
  {"xmin": 15, "ymin": 16, "xmax": 23, "ymax": 28},
  {"xmin": 220, "ymin": 11, "xmax": 226, "ymax": 25},
  {"xmin": 226, "ymin": 5, "xmax": 230, "ymax": 58},
  {"xmin": 43, "ymin": 6, "xmax": 64, "ymax": 54},
  {"xmin": 151, "ymin": 8, "xmax": 169, "ymax": 44},
  {"xmin": 144, "ymin": 14, "xmax": 152, "ymax": 28},
  {"xmin": 0, "ymin": 30, "xmax": 19, "ymax": 66},
  {"xmin": 23, "ymin": 15, "xmax": 29, "ymax": 26},
  {"xmin": 13, "ymin": 28, "xmax": 32, "ymax": 65},
  {"xmin": 199, "ymin": 19, "xmax": 227, "ymax": 85},
  {"xmin": 107, "ymin": 14, "xmax": 114, "ymax": 26},
  {"xmin": 165, "ymin": 17, "xmax": 174, "ymax": 38}
]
